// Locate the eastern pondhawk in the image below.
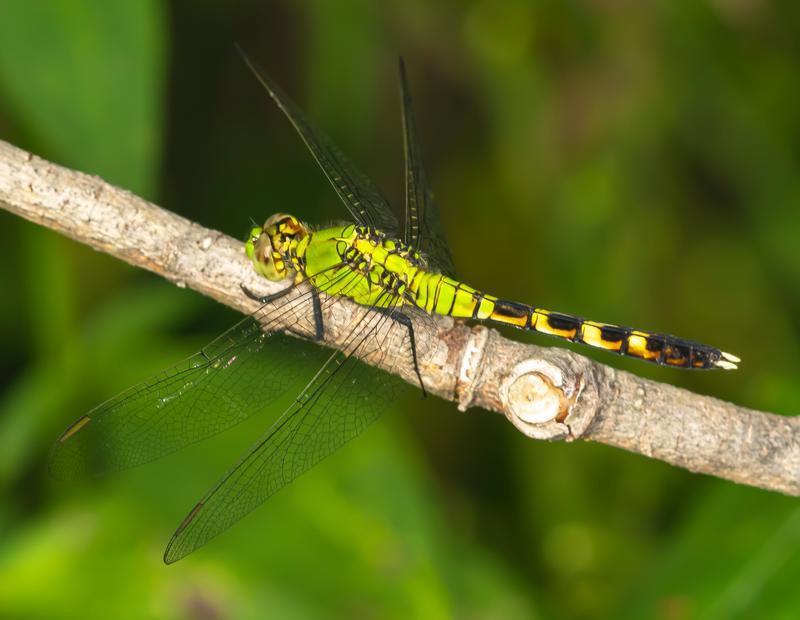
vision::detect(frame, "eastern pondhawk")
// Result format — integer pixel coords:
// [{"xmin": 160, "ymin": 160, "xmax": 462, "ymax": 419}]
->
[{"xmin": 50, "ymin": 52, "xmax": 739, "ymax": 564}]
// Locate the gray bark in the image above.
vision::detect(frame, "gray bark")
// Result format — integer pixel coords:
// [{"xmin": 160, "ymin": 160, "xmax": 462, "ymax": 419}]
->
[{"xmin": 1, "ymin": 138, "xmax": 797, "ymax": 495}]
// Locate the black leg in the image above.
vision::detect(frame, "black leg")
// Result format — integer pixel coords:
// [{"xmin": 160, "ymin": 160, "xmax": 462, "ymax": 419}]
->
[
  {"xmin": 241, "ymin": 283, "xmax": 325, "ymax": 342},
  {"xmin": 240, "ymin": 283, "xmax": 294, "ymax": 304},
  {"xmin": 376, "ymin": 308, "xmax": 426, "ymax": 397},
  {"xmin": 310, "ymin": 287, "xmax": 324, "ymax": 342}
]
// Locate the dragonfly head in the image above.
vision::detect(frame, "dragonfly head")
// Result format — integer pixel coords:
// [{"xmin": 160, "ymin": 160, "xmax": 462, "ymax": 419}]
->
[{"xmin": 245, "ymin": 213, "xmax": 308, "ymax": 281}]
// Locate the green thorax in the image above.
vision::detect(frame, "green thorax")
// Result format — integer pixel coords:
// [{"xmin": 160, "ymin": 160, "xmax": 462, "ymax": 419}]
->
[
  {"xmin": 287, "ymin": 224, "xmax": 421, "ymax": 308},
  {"xmin": 281, "ymin": 223, "xmax": 486, "ymax": 318}
]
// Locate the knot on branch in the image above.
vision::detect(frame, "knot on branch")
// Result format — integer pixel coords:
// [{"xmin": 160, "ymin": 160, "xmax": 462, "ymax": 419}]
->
[{"xmin": 499, "ymin": 357, "xmax": 594, "ymax": 441}]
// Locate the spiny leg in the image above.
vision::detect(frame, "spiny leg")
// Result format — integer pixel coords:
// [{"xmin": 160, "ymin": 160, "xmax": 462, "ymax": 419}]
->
[
  {"xmin": 375, "ymin": 308, "xmax": 426, "ymax": 397},
  {"xmin": 309, "ymin": 286, "xmax": 324, "ymax": 342},
  {"xmin": 240, "ymin": 283, "xmax": 293, "ymax": 305},
  {"xmin": 240, "ymin": 283, "xmax": 325, "ymax": 343}
]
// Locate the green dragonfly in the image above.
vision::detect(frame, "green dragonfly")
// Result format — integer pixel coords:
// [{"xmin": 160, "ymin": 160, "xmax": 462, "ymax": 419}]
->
[{"xmin": 51, "ymin": 52, "xmax": 739, "ymax": 564}]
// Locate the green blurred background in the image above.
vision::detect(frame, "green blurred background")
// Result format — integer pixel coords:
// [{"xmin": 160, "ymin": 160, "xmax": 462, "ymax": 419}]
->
[{"xmin": 1, "ymin": 1, "xmax": 799, "ymax": 618}]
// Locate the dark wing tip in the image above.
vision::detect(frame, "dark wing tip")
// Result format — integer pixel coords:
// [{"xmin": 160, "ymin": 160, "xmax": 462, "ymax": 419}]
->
[
  {"xmin": 163, "ymin": 501, "xmax": 206, "ymax": 564},
  {"xmin": 162, "ymin": 540, "xmax": 179, "ymax": 565},
  {"xmin": 48, "ymin": 415, "xmax": 93, "ymax": 480},
  {"xmin": 163, "ymin": 533, "xmax": 184, "ymax": 565}
]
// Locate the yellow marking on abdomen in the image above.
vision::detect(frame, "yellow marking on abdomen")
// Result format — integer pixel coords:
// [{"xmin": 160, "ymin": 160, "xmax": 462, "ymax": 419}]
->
[
  {"xmin": 485, "ymin": 299, "xmax": 531, "ymax": 328},
  {"xmin": 581, "ymin": 322, "xmax": 622, "ymax": 351},
  {"xmin": 625, "ymin": 331, "xmax": 661, "ymax": 361},
  {"xmin": 532, "ymin": 310, "xmax": 577, "ymax": 339}
]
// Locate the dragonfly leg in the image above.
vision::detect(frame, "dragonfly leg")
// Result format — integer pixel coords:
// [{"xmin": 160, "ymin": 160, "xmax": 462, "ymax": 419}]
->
[
  {"xmin": 240, "ymin": 283, "xmax": 293, "ymax": 304},
  {"xmin": 241, "ymin": 284, "xmax": 325, "ymax": 342},
  {"xmin": 310, "ymin": 287, "xmax": 324, "ymax": 341},
  {"xmin": 375, "ymin": 309, "xmax": 426, "ymax": 397}
]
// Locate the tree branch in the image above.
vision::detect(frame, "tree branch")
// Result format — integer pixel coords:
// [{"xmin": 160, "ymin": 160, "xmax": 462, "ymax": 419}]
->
[{"xmin": 2, "ymin": 138, "xmax": 798, "ymax": 495}]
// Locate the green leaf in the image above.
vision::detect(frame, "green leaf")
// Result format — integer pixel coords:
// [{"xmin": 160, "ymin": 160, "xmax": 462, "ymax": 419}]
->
[
  {"xmin": 0, "ymin": 0, "xmax": 166, "ymax": 196},
  {"xmin": 618, "ymin": 484, "xmax": 800, "ymax": 619}
]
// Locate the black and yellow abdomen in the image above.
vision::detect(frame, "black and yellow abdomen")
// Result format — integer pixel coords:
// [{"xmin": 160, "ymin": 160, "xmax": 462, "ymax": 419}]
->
[{"xmin": 408, "ymin": 272, "xmax": 738, "ymax": 370}]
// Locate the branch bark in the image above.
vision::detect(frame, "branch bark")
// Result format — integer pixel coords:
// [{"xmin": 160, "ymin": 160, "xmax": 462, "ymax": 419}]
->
[{"xmin": 2, "ymin": 138, "xmax": 798, "ymax": 495}]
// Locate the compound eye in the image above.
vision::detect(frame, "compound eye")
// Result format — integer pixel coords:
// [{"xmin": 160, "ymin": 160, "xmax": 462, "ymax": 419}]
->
[
  {"xmin": 263, "ymin": 213, "xmax": 290, "ymax": 233},
  {"xmin": 252, "ymin": 234, "xmax": 273, "ymax": 264},
  {"xmin": 264, "ymin": 213, "xmax": 306, "ymax": 240}
]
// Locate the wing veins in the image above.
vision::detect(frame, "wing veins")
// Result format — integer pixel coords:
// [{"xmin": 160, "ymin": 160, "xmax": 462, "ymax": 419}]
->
[
  {"xmin": 238, "ymin": 47, "xmax": 399, "ymax": 234},
  {"xmin": 164, "ymin": 286, "xmax": 403, "ymax": 563},
  {"xmin": 49, "ymin": 263, "xmax": 358, "ymax": 478},
  {"xmin": 398, "ymin": 58, "xmax": 456, "ymax": 277}
]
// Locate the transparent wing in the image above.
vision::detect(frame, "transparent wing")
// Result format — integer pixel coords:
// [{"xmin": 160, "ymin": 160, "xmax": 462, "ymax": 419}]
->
[
  {"xmin": 163, "ymin": 292, "xmax": 413, "ymax": 563},
  {"xmin": 398, "ymin": 58, "xmax": 456, "ymax": 278},
  {"xmin": 50, "ymin": 263, "xmax": 360, "ymax": 479},
  {"xmin": 238, "ymin": 47, "xmax": 400, "ymax": 234}
]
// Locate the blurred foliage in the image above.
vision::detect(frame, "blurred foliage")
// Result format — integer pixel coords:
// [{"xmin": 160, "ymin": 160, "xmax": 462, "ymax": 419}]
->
[{"xmin": 1, "ymin": 1, "xmax": 799, "ymax": 619}]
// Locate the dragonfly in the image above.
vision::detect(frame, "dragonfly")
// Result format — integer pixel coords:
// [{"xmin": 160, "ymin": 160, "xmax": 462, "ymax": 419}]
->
[{"xmin": 50, "ymin": 52, "xmax": 740, "ymax": 564}]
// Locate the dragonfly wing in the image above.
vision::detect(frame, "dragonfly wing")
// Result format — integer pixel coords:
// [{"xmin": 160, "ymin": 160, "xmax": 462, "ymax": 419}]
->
[
  {"xmin": 163, "ymin": 293, "xmax": 408, "ymax": 563},
  {"xmin": 398, "ymin": 58, "xmax": 456, "ymax": 278},
  {"xmin": 49, "ymin": 283, "xmax": 339, "ymax": 480},
  {"xmin": 238, "ymin": 48, "xmax": 400, "ymax": 235}
]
